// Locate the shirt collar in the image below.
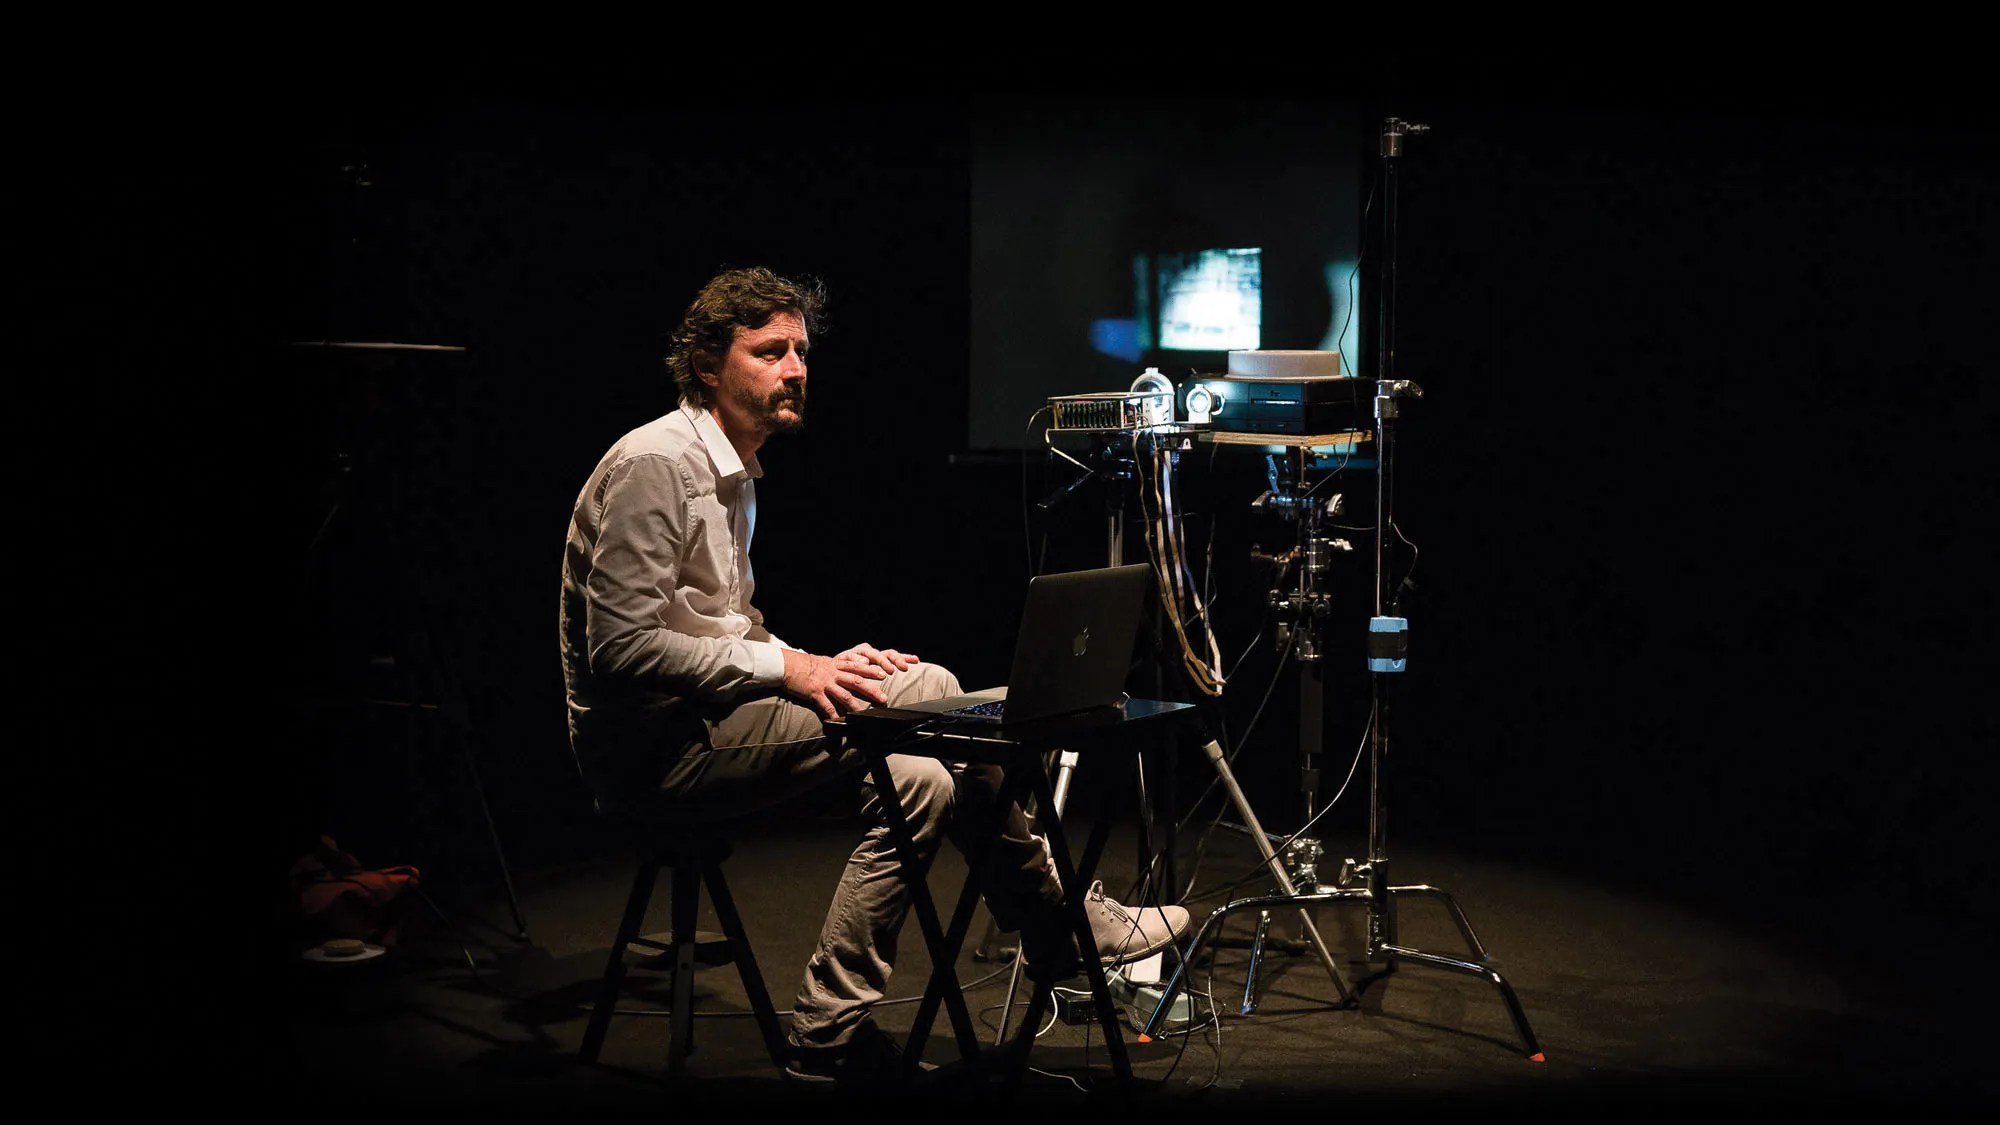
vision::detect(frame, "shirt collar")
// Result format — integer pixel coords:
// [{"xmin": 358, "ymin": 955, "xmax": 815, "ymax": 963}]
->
[{"xmin": 681, "ymin": 401, "xmax": 763, "ymax": 480}]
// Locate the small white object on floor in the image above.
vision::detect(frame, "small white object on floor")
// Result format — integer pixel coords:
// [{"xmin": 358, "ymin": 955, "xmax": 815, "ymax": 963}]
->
[
  {"xmin": 1119, "ymin": 950, "xmax": 1165, "ymax": 986},
  {"xmin": 303, "ymin": 939, "xmax": 386, "ymax": 963}
]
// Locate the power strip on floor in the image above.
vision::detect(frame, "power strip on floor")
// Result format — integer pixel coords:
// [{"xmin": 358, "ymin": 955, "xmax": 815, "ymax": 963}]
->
[
  {"xmin": 1108, "ymin": 967, "xmax": 1193, "ymax": 1032},
  {"xmin": 1050, "ymin": 986, "xmax": 1111, "ymax": 1026},
  {"xmin": 1049, "ymin": 970, "xmax": 1194, "ymax": 1031}
]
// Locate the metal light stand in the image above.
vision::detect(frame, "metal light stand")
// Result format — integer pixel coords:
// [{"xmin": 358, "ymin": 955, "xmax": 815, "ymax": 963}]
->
[
  {"xmin": 298, "ymin": 341, "xmax": 529, "ymax": 944},
  {"xmin": 1140, "ymin": 119, "xmax": 1543, "ymax": 1059},
  {"xmin": 1120, "ymin": 441, "xmax": 1359, "ymax": 1027},
  {"xmin": 1217, "ymin": 448, "xmax": 1358, "ymax": 1016}
]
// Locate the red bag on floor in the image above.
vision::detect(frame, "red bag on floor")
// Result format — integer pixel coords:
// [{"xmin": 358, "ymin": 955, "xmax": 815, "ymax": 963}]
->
[{"xmin": 289, "ymin": 835, "xmax": 421, "ymax": 947}]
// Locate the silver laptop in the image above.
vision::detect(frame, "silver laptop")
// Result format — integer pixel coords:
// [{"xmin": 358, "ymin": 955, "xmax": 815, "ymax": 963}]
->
[{"xmin": 896, "ymin": 564, "xmax": 1152, "ymax": 728}]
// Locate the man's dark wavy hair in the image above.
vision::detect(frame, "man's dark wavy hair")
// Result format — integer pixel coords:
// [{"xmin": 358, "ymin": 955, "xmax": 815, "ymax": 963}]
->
[{"xmin": 665, "ymin": 267, "xmax": 827, "ymax": 406}]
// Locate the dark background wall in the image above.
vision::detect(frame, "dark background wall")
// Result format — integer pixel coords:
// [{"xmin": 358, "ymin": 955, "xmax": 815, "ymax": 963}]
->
[
  {"xmin": 54, "ymin": 50, "xmax": 1993, "ymax": 985},
  {"xmin": 969, "ymin": 95, "xmax": 1364, "ymax": 448}
]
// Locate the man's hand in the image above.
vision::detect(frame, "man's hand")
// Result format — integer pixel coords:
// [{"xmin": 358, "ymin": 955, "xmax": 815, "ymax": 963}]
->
[
  {"xmin": 782, "ymin": 647, "xmax": 892, "ymax": 720},
  {"xmin": 834, "ymin": 642, "xmax": 920, "ymax": 678}
]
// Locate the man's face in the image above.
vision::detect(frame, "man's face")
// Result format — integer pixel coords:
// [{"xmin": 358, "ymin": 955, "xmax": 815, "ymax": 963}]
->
[{"xmin": 703, "ymin": 312, "xmax": 809, "ymax": 441}]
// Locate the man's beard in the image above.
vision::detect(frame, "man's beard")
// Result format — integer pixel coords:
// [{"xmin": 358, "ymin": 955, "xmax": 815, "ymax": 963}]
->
[{"xmin": 731, "ymin": 383, "xmax": 806, "ymax": 435}]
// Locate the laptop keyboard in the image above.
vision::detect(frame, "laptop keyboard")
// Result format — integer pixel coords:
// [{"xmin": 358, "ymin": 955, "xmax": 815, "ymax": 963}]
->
[{"xmin": 946, "ymin": 700, "xmax": 1006, "ymax": 719}]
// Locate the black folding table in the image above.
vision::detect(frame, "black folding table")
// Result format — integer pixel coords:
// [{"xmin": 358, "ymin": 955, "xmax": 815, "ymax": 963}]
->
[{"xmin": 840, "ymin": 699, "xmax": 1197, "ymax": 1098}]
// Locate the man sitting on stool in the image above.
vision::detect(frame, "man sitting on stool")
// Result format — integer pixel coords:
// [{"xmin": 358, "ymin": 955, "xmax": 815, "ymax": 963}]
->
[{"xmin": 559, "ymin": 266, "xmax": 1188, "ymax": 1085}]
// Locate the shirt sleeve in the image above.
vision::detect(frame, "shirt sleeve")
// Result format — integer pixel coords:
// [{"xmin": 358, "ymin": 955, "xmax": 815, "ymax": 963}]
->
[
  {"xmin": 743, "ymin": 572, "xmax": 790, "ymax": 652},
  {"xmin": 741, "ymin": 480, "xmax": 790, "ymax": 654},
  {"xmin": 583, "ymin": 454, "xmax": 787, "ymax": 701}
]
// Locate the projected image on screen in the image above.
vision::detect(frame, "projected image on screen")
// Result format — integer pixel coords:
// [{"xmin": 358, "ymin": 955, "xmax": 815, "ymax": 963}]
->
[
  {"xmin": 1152, "ymin": 248, "xmax": 1261, "ymax": 351},
  {"xmin": 970, "ymin": 98, "xmax": 1359, "ymax": 449}
]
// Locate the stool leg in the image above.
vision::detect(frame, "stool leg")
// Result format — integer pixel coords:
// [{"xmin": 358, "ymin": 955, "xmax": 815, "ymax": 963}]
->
[
  {"xmin": 581, "ymin": 859, "xmax": 659, "ymax": 1063},
  {"xmin": 705, "ymin": 861, "xmax": 789, "ymax": 1068},
  {"xmin": 669, "ymin": 859, "xmax": 700, "ymax": 1077}
]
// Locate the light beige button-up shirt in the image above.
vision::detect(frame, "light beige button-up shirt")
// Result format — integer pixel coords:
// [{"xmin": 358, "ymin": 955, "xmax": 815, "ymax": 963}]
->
[{"xmin": 560, "ymin": 402, "xmax": 790, "ymax": 772}]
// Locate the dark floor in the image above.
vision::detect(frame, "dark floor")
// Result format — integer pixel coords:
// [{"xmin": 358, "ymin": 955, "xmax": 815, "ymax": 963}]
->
[{"xmin": 226, "ymin": 812, "xmax": 1991, "ymax": 1116}]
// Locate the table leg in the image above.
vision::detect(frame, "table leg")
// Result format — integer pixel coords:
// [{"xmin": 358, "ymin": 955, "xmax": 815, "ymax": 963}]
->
[
  {"xmin": 863, "ymin": 751, "xmax": 983, "ymax": 1071},
  {"xmin": 1021, "ymin": 759, "xmax": 1137, "ymax": 1098},
  {"xmin": 908, "ymin": 761, "xmax": 1041, "ymax": 1075}
]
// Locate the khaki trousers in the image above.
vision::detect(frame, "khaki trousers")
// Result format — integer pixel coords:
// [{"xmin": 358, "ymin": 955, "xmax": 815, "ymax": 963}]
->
[{"xmin": 657, "ymin": 663, "xmax": 1060, "ymax": 1048}]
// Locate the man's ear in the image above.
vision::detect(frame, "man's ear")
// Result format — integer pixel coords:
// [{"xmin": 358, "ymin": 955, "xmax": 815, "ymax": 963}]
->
[{"xmin": 692, "ymin": 351, "xmax": 720, "ymax": 389}]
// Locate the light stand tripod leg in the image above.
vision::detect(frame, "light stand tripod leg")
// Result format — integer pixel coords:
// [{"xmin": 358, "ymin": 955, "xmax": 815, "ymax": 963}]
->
[
  {"xmin": 1342, "ymin": 878, "xmax": 1539, "ymax": 1058},
  {"xmin": 303, "ymin": 352, "xmax": 530, "ymax": 951},
  {"xmin": 993, "ymin": 749, "xmax": 1079, "ymax": 1047},
  {"xmin": 1198, "ymin": 739, "xmax": 1352, "ymax": 1003},
  {"xmin": 1389, "ymin": 884, "xmax": 1489, "ymax": 961},
  {"xmin": 1329, "ymin": 127, "xmax": 1544, "ymax": 1059},
  {"xmin": 446, "ymin": 718, "xmax": 530, "ymax": 941},
  {"xmin": 381, "ymin": 476, "xmax": 531, "ymax": 944},
  {"xmin": 1242, "ymin": 911, "xmax": 1271, "ymax": 1015},
  {"xmin": 1372, "ymin": 943, "xmax": 1543, "ymax": 1060},
  {"xmin": 993, "ymin": 945, "xmax": 1030, "ymax": 1046},
  {"xmin": 1139, "ymin": 884, "xmax": 1368, "ymax": 1040}
]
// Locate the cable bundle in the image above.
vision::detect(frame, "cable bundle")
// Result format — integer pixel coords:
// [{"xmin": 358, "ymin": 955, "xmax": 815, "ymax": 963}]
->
[{"xmin": 1133, "ymin": 432, "xmax": 1225, "ymax": 697}]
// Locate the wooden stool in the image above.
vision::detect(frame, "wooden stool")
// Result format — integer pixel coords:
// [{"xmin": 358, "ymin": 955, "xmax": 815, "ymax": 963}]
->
[{"xmin": 578, "ymin": 833, "xmax": 788, "ymax": 1077}]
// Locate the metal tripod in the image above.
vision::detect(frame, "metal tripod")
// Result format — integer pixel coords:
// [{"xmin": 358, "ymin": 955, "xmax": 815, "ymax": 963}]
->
[
  {"xmin": 297, "ymin": 340, "xmax": 529, "ymax": 943},
  {"xmin": 1206, "ymin": 445, "xmax": 1361, "ymax": 1017},
  {"xmin": 1138, "ymin": 119, "xmax": 1543, "ymax": 1059}
]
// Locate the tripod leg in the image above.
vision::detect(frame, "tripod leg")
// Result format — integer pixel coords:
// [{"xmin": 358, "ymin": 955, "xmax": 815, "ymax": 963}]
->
[
  {"xmin": 974, "ymin": 917, "xmax": 1015, "ymax": 962},
  {"xmin": 989, "ymin": 747, "xmax": 1078, "ymax": 1044},
  {"xmin": 1242, "ymin": 910, "xmax": 1271, "ymax": 1015},
  {"xmin": 1139, "ymin": 899, "xmax": 1239, "ymax": 1040},
  {"xmin": 387, "ymin": 481, "xmax": 530, "ymax": 943},
  {"xmin": 1048, "ymin": 749, "xmax": 1079, "ymax": 815},
  {"xmin": 449, "ymin": 719, "xmax": 531, "ymax": 941},
  {"xmin": 994, "ymin": 946, "xmax": 1027, "ymax": 1046},
  {"xmin": 1199, "ymin": 740, "xmax": 1351, "ymax": 1003},
  {"xmin": 1389, "ymin": 884, "xmax": 1490, "ymax": 962},
  {"xmin": 1379, "ymin": 944, "xmax": 1543, "ymax": 1060},
  {"xmin": 980, "ymin": 747, "xmax": 1079, "ymax": 962}
]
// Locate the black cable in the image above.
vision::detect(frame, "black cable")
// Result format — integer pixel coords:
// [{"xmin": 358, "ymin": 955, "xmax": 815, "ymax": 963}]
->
[
  {"xmin": 1158, "ymin": 433, "xmax": 1355, "ymax": 898},
  {"xmin": 1301, "ymin": 438, "xmax": 1355, "ymax": 500},
  {"xmin": 1337, "ymin": 180, "xmax": 1378, "ymax": 381},
  {"xmin": 1174, "ymin": 629, "xmax": 1298, "ymax": 905},
  {"xmin": 1155, "ymin": 987, "xmax": 1198, "ymax": 1085},
  {"xmin": 1202, "ymin": 966, "xmax": 1224, "ymax": 1091},
  {"xmin": 594, "ymin": 957, "xmax": 1023, "ymax": 1022},
  {"xmin": 1114, "ymin": 603, "xmax": 1279, "ymax": 909},
  {"xmin": 1133, "ymin": 430, "xmax": 1221, "ymax": 697},
  {"xmin": 1178, "ymin": 703, "xmax": 1374, "ymax": 911},
  {"xmin": 1391, "ymin": 519, "xmax": 1420, "ymax": 611},
  {"xmin": 1211, "ymin": 602, "xmax": 1275, "ymax": 754},
  {"xmin": 870, "ymin": 962, "xmax": 1014, "ymax": 1007},
  {"xmin": 1176, "ymin": 626, "xmax": 1296, "ymax": 837},
  {"xmin": 1203, "ymin": 442, "xmax": 1220, "ymax": 618}
]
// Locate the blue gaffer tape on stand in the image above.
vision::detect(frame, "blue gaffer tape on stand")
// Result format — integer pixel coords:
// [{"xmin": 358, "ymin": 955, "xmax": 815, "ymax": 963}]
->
[{"xmin": 1367, "ymin": 616, "xmax": 1408, "ymax": 672}]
